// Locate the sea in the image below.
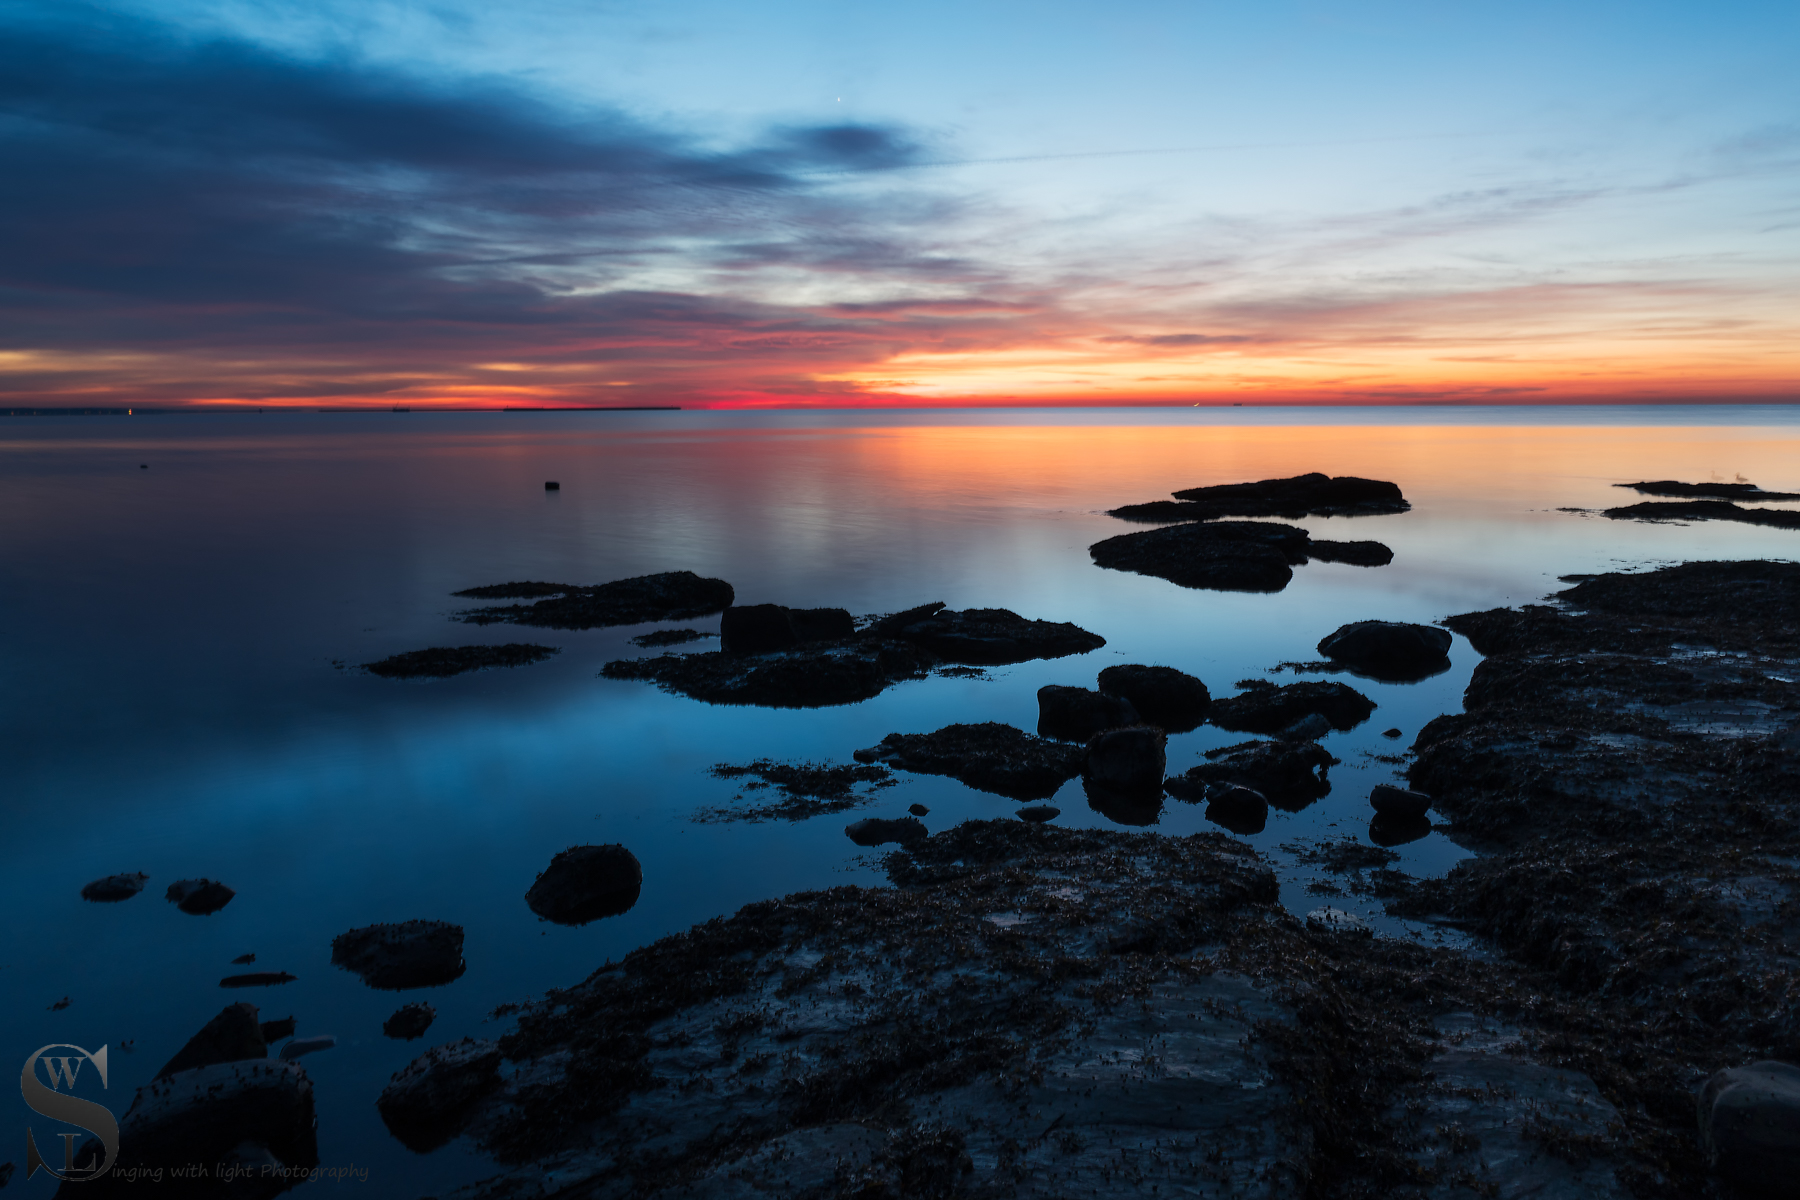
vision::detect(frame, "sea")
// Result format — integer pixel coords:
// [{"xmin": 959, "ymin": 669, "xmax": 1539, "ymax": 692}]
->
[{"xmin": 4, "ymin": 405, "xmax": 1798, "ymax": 1194}]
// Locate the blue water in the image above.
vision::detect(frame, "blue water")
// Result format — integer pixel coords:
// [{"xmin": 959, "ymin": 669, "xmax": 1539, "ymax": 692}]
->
[{"xmin": 4, "ymin": 405, "xmax": 1798, "ymax": 1195}]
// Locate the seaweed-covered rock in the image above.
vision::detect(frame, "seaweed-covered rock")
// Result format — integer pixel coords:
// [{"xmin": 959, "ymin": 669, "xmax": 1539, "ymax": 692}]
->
[
  {"xmin": 1096, "ymin": 664, "xmax": 1210, "ymax": 731},
  {"xmin": 362, "ymin": 644, "xmax": 557, "ymax": 679},
  {"xmin": 377, "ymin": 1038, "xmax": 504, "ymax": 1153},
  {"xmin": 455, "ymin": 571, "xmax": 734, "ymax": 629},
  {"xmin": 81, "ymin": 872, "xmax": 148, "ymax": 902},
  {"xmin": 1036, "ymin": 685, "xmax": 1139, "ymax": 742},
  {"xmin": 330, "ymin": 921, "xmax": 466, "ymax": 990},
  {"xmin": 1317, "ymin": 621, "xmax": 1452, "ymax": 681},
  {"xmin": 1205, "ymin": 784, "xmax": 1270, "ymax": 835},
  {"xmin": 604, "ymin": 640, "xmax": 935, "ymax": 708},
  {"xmin": 166, "ymin": 878, "xmax": 235, "ymax": 915},
  {"xmin": 866, "ymin": 604, "xmax": 1106, "ymax": 665},
  {"xmin": 1697, "ymin": 1061, "xmax": 1800, "ymax": 1195},
  {"xmin": 1368, "ymin": 784, "xmax": 1432, "ymax": 819},
  {"xmin": 384, "ymin": 1003, "xmax": 437, "ymax": 1041},
  {"xmin": 526, "ymin": 845, "xmax": 643, "ymax": 925},
  {"xmin": 845, "ymin": 817, "xmax": 928, "ymax": 847},
  {"xmin": 854, "ymin": 723, "xmax": 1084, "ymax": 801},
  {"xmin": 1108, "ymin": 473, "xmax": 1409, "ymax": 523},
  {"xmin": 1165, "ymin": 739, "xmax": 1335, "ymax": 810},
  {"xmin": 1209, "ymin": 680, "xmax": 1375, "ymax": 733},
  {"xmin": 1083, "ymin": 726, "xmax": 1166, "ymax": 794},
  {"xmin": 157, "ymin": 1003, "xmax": 267, "ymax": 1079}
]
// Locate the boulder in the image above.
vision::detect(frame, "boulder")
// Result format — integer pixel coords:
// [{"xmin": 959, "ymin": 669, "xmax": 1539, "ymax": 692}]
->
[
  {"xmin": 1369, "ymin": 814, "xmax": 1431, "ymax": 847},
  {"xmin": 1084, "ymin": 726, "xmax": 1167, "ymax": 794},
  {"xmin": 81, "ymin": 872, "xmax": 148, "ymax": 902},
  {"xmin": 908, "ymin": 803, "xmax": 930, "ymax": 816},
  {"xmin": 1016, "ymin": 806, "xmax": 1060, "ymax": 823},
  {"xmin": 854, "ymin": 723, "xmax": 1085, "ymax": 801},
  {"xmin": 1209, "ymin": 680, "xmax": 1375, "ymax": 733},
  {"xmin": 1369, "ymin": 784, "xmax": 1432, "ymax": 818},
  {"xmin": 720, "ymin": 603, "xmax": 800, "ymax": 654},
  {"xmin": 1381, "ymin": 727, "xmax": 1402, "ymax": 738},
  {"xmin": 845, "ymin": 817, "xmax": 928, "ymax": 847},
  {"xmin": 377, "ymin": 1038, "xmax": 504, "ymax": 1153},
  {"xmin": 1204, "ymin": 785, "xmax": 1269, "ymax": 836},
  {"xmin": 526, "ymin": 845, "xmax": 643, "ymax": 925},
  {"xmin": 1317, "ymin": 621, "xmax": 1453, "ymax": 681},
  {"xmin": 330, "ymin": 921, "xmax": 466, "ymax": 990},
  {"xmin": 1036, "ymin": 685, "xmax": 1139, "ymax": 742},
  {"xmin": 1698, "ymin": 1061, "xmax": 1800, "ymax": 1196},
  {"xmin": 1165, "ymin": 739, "xmax": 1335, "ymax": 811},
  {"xmin": 1089, "ymin": 521, "xmax": 1310, "ymax": 592},
  {"xmin": 384, "ymin": 1003, "xmax": 437, "ymax": 1041},
  {"xmin": 157, "ymin": 1003, "xmax": 266, "ymax": 1078},
  {"xmin": 455, "ymin": 570, "xmax": 735, "ymax": 630},
  {"xmin": 1095, "ymin": 664, "xmax": 1211, "ymax": 731},
  {"xmin": 166, "ymin": 878, "xmax": 235, "ymax": 915}
]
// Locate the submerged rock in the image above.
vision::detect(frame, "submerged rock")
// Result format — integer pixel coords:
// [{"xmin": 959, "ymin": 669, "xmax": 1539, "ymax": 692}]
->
[
  {"xmin": 864, "ymin": 603, "xmax": 1106, "ymax": 664},
  {"xmin": 1083, "ymin": 726, "xmax": 1166, "ymax": 794},
  {"xmin": 81, "ymin": 872, "xmax": 148, "ymax": 902},
  {"xmin": 1317, "ymin": 621, "xmax": 1452, "ymax": 681},
  {"xmin": 629, "ymin": 628, "xmax": 713, "ymax": 648},
  {"xmin": 854, "ymin": 723, "xmax": 1085, "ymax": 801},
  {"xmin": 1209, "ymin": 679, "xmax": 1375, "ymax": 733},
  {"xmin": 1107, "ymin": 473, "xmax": 1410, "ymax": 522},
  {"xmin": 1036, "ymin": 685, "xmax": 1138, "ymax": 742},
  {"xmin": 456, "ymin": 570, "xmax": 735, "ymax": 629},
  {"xmin": 1368, "ymin": 784, "xmax": 1432, "ymax": 818},
  {"xmin": 1164, "ymin": 739, "xmax": 1335, "ymax": 810},
  {"xmin": 1618, "ymin": 480, "xmax": 1800, "ymax": 500},
  {"xmin": 166, "ymin": 879, "xmax": 235, "ymax": 915},
  {"xmin": 1096, "ymin": 664, "xmax": 1210, "ymax": 731},
  {"xmin": 604, "ymin": 639, "xmax": 935, "ymax": 708},
  {"xmin": 845, "ymin": 817, "xmax": 928, "ymax": 847},
  {"xmin": 377, "ymin": 1038, "xmax": 504, "ymax": 1153},
  {"xmin": 384, "ymin": 1003, "xmax": 437, "ymax": 1041},
  {"xmin": 158, "ymin": 1003, "xmax": 266, "ymax": 1078},
  {"xmin": 1697, "ymin": 1061, "xmax": 1800, "ymax": 1196},
  {"xmin": 220, "ymin": 972, "xmax": 295, "ymax": 988},
  {"xmin": 362, "ymin": 643, "xmax": 558, "ymax": 679},
  {"xmin": 330, "ymin": 921, "xmax": 466, "ymax": 990},
  {"xmin": 526, "ymin": 845, "xmax": 643, "ymax": 925},
  {"xmin": 1603, "ymin": 499, "xmax": 1800, "ymax": 529},
  {"xmin": 1368, "ymin": 813, "xmax": 1431, "ymax": 847}
]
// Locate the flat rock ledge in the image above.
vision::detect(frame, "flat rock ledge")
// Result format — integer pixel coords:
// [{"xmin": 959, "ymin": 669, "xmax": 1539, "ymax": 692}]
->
[
  {"xmin": 425, "ymin": 821, "xmax": 1646, "ymax": 1200},
  {"xmin": 1602, "ymin": 499, "xmax": 1800, "ymax": 529},
  {"xmin": 1089, "ymin": 521, "xmax": 1392, "ymax": 593},
  {"xmin": 1108, "ymin": 472, "xmax": 1410, "ymax": 523},
  {"xmin": 454, "ymin": 571, "xmax": 735, "ymax": 630}
]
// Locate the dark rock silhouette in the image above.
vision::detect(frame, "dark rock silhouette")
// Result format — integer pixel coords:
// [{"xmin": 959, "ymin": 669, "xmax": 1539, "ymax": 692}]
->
[
  {"xmin": 630, "ymin": 628, "xmax": 713, "ymax": 647},
  {"xmin": 1090, "ymin": 521, "xmax": 1392, "ymax": 592},
  {"xmin": 260, "ymin": 1017, "xmax": 296, "ymax": 1042},
  {"xmin": 220, "ymin": 972, "xmax": 296, "ymax": 988},
  {"xmin": 1304, "ymin": 540, "xmax": 1395, "ymax": 567},
  {"xmin": 1368, "ymin": 813, "xmax": 1431, "ymax": 847},
  {"xmin": 363, "ymin": 643, "xmax": 558, "ymax": 679},
  {"xmin": 1081, "ymin": 776, "xmax": 1164, "ymax": 826},
  {"xmin": 526, "ymin": 845, "xmax": 643, "ymax": 925},
  {"xmin": 158, "ymin": 1003, "xmax": 267, "ymax": 1078},
  {"xmin": 455, "ymin": 570, "xmax": 734, "ymax": 629},
  {"xmin": 384, "ymin": 1003, "xmax": 437, "ymax": 1041},
  {"xmin": 1210, "ymin": 680, "xmax": 1375, "ymax": 733},
  {"xmin": 1368, "ymin": 784, "xmax": 1432, "ymax": 818},
  {"xmin": 377, "ymin": 1038, "xmax": 504, "ymax": 1153},
  {"xmin": 1204, "ymin": 785, "xmax": 1270, "ymax": 835},
  {"xmin": 1107, "ymin": 473, "xmax": 1409, "ymax": 523},
  {"xmin": 81, "ymin": 872, "xmax": 148, "ymax": 902},
  {"xmin": 865, "ymin": 603, "xmax": 1107, "ymax": 664},
  {"xmin": 1036, "ymin": 685, "xmax": 1138, "ymax": 742},
  {"xmin": 1618, "ymin": 480, "xmax": 1800, "ymax": 500},
  {"xmin": 1016, "ymin": 805, "xmax": 1060, "ymax": 823},
  {"xmin": 1096, "ymin": 664, "xmax": 1210, "ymax": 731},
  {"xmin": 330, "ymin": 921, "xmax": 466, "ymax": 990},
  {"xmin": 845, "ymin": 817, "xmax": 928, "ymax": 847},
  {"xmin": 1603, "ymin": 499, "xmax": 1800, "ymax": 529},
  {"xmin": 1317, "ymin": 621, "xmax": 1452, "ymax": 681},
  {"xmin": 855, "ymin": 723, "xmax": 1084, "ymax": 801},
  {"xmin": 166, "ymin": 879, "xmax": 234, "ymax": 915},
  {"xmin": 1697, "ymin": 1061, "xmax": 1800, "ymax": 1196},
  {"xmin": 1165, "ymin": 739, "xmax": 1335, "ymax": 811}
]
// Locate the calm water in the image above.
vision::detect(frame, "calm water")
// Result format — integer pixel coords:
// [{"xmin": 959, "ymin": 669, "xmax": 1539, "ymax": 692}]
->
[{"xmin": 5, "ymin": 406, "xmax": 1799, "ymax": 1194}]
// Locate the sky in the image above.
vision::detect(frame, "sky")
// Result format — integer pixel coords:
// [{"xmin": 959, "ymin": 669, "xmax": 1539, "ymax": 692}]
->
[{"xmin": 2, "ymin": 0, "xmax": 1796, "ymax": 408}]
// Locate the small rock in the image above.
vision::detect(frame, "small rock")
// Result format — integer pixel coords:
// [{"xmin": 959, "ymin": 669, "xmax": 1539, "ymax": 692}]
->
[
  {"xmin": 231, "ymin": 953, "xmax": 256, "ymax": 964},
  {"xmin": 81, "ymin": 872, "xmax": 149, "ymax": 902},
  {"xmin": 526, "ymin": 845, "xmax": 643, "ymax": 925},
  {"xmin": 855, "ymin": 723, "xmax": 1085, "ymax": 801},
  {"xmin": 331, "ymin": 921, "xmax": 466, "ymax": 990},
  {"xmin": 1317, "ymin": 621, "xmax": 1453, "ymax": 682},
  {"xmin": 1165, "ymin": 739, "xmax": 1335, "ymax": 811},
  {"xmin": 158, "ymin": 1003, "xmax": 267, "ymax": 1078},
  {"xmin": 165, "ymin": 878, "xmax": 235, "ymax": 915},
  {"xmin": 1698, "ymin": 1061, "xmax": 1800, "ymax": 1195},
  {"xmin": 1306, "ymin": 540, "xmax": 1395, "ymax": 567},
  {"xmin": 1084, "ymin": 726, "xmax": 1167, "ymax": 793},
  {"xmin": 378, "ymin": 1038, "xmax": 505, "ymax": 1153},
  {"xmin": 1382, "ymin": 728, "xmax": 1402, "ymax": 738},
  {"xmin": 720, "ymin": 603, "xmax": 801, "ymax": 654},
  {"xmin": 384, "ymin": 1003, "xmax": 437, "ymax": 1041},
  {"xmin": 260, "ymin": 1017, "xmax": 296, "ymax": 1042},
  {"xmin": 908, "ymin": 803, "xmax": 930, "ymax": 816},
  {"xmin": 1369, "ymin": 784, "xmax": 1432, "ymax": 818},
  {"xmin": 278, "ymin": 1035, "xmax": 335, "ymax": 1061},
  {"xmin": 1210, "ymin": 680, "xmax": 1376, "ymax": 733},
  {"xmin": 863, "ymin": 604, "xmax": 1106, "ymax": 665},
  {"xmin": 1205, "ymin": 785, "xmax": 1269, "ymax": 836},
  {"xmin": 1278, "ymin": 712, "xmax": 1332, "ymax": 742},
  {"xmin": 1036, "ymin": 685, "xmax": 1139, "ymax": 742},
  {"xmin": 1016, "ymin": 806, "xmax": 1060, "ymax": 823},
  {"xmin": 1306, "ymin": 907, "xmax": 1372, "ymax": 936},
  {"xmin": 1369, "ymin": 813, "xmax": 1432, "ymax": 847},
  {"xmin": 544, "ymin": 480, "xmax": 559, "ymax": 490},
  {"xmin": 1082, "ymin": 778, "xmax": 1163, "ymax": 826},
  {"xmin": 220, "ymin": 972, "xmax": 296, "ymax": 988},
  {"xmin": 1096, "ymin": 664, "xmax": 1211, "ymax": 731},
  {"xmin": 845, "ymin": 817, "xmax": 928, "ymax": 847},
  {"xmin": 49, "ymin": 996, "xmax": 70, "ymax": 1011}
]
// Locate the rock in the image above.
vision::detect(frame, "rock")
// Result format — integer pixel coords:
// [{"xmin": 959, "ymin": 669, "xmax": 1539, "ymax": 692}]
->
[
  {"xmin": 1306, "ymin": 907, "xmax": 1372, "ymax": 936},
  {"xmin": 1382, "ymin": 727, "xmax": 1402, "ymax": 738},
  {"xmin": 1305, "ymin": 540, "xmax": 1395, "ymax": 567},
  {"xmin": 1209, "ymin": 679, "xmax": 1375, "ymax": 733},
  {"xmin": 1205, "ymin": 785, "xmax": 1270, "ymax": 836},
  {"xmin": 377, "ymin": 1038, "xmax": 505, "ymax": 1153},
  {"xmin": 1603, "ymin": 500, "xmax": 1800, "ymax": 529},
  {"xmin": 70, "ymin": 1060, "xmax": 318, "ymax": 1196},
  {"xmin": 1089, "ymin": 520, "xmax": 1310, "ymax": 592},
  {"xmin": 81, "ymin": 872, "xmax": 149, "ymax": 902},
  {"xmin": 455, "ymin": 570, "xmax": 735, "ymax": 629},
  {"xmin": 362, "ymin": 643, "xmax": 558, "ymax": 679},
  {"xmin": 1083, "ymin": 726, "xmax": 1166, "ymax": 793},
  {"xmin": 1164, "ymin": 739, "xmax": 1335, "ymax": 811},
  {"xmin": 604, "ymin": 639, "xmax": 936, "ymax": 708},
  {"xmin": 720, "ymin": 603, "xmax": 800, "ymax": 654},
  {"xmin": 330, "ymin": 921, "xmax": 466, "ymax": 990},
  {"xmin": 908, "ymin": 803, "xmax": 930, "ymax": 816},
  {"xmin": 1278, "ymin": 712, "xmax": 1332, "ymax": 742},
  {"xmin": 384, "ymin": 1003, "xmax": 437, "ymax": 1041},
  {"xmin": 1697, "ymin": 1061, "xmax": 1800, "ymax": 1195},
  {"xmin": 629, "ymin": 628, "xmax": 713, "ymax": 647},
  {"xmin": 544, "ymin": 480, "xmax": 559, "ymax": 490},
  {"xmin": 1016, "ymin": 806, "xmax": 1060, "ymax": 823},
  {"xmin": 1095, "ymin": 664, "xmax": 1211, "ymax": 731},
  {"xmin": 232, "ymin": 953, "xmax": 255, "ymax": 964},
  {"xmin": 277, "ymin": 1036, "xmax": 334, "ymax": 1062},
  {"xmin": 259, "ymin": 1017, "xmax": 296, "ymax": 1042},
  {"xmin": 1108, "ymin": 473, "xmax": 1410, "ymax": 522},
  {"xmin": 1369, "ymin": 814, "xmax": 1431, "ymax": 847},
  {"xmin": 845, "ymin": 817, "xmax": 928, "ymax": 847},
  {"xmin": 1036, "ymin": 685, "xmax": 1139, "ymax": 742},
  {"xmin": 220, "ymin": 973, "xmax": 296, "ymax": 988},
  {"xmin": 1317, "ymin": 621, "xmax": 1453, "ymax": 681},
  {"xmin": 526, "ymin": 845, "xmax": 643, "ymax": 925},
  {"xmin": 789, "ymin": 607, "xmax": 857, "ymax": 642},
  {"xmin": 1369, "ymin": 784, "xmax": 1432, "ymax": 818},
  {"xmin": 866, "ymin": 604, "xmax": 1107, "ymax": 665},
  {"xmin": 166, "ymin": 878, "xmax": 235, "ymax": 915},
  {"xmin": 158, "ymin": 1003, "xmax": 267, "ymax": 1078},
  {"xmin": 855, "ymin": 723, "xmax": 1085, "ymax": 801},
  {"xmin": 1619, "ymin": 480, "xmax": 1800, "ymax": 500}
]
